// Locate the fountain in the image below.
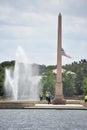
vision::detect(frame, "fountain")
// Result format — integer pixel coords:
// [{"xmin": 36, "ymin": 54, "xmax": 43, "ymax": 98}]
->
[{"xmin": 4, "ymin": 46, "xmax": 41, "ymax": 101}]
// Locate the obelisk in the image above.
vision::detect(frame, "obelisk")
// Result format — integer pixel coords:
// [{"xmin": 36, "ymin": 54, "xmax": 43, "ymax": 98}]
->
[{"xmin": 52, "ymin": 13, "xmax": 66, "ymax": 104}]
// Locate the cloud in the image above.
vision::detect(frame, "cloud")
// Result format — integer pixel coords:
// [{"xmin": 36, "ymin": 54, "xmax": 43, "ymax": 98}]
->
[
  {"xmin": 63, "ymin": 15, "xmax": 87, "ymax": 39},
  {"xmin": 0, "ymin": 25, "xmax": 33, "ymax": 39},
  {"xmin": 0, "ymin": 0, "xmax": 87, "ymax": 65}
]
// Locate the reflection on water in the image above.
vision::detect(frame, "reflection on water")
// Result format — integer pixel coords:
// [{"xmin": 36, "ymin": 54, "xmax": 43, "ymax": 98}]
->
[{"xmin": 0, "ymin": 110, "xmax": 87, "ymax": 130}]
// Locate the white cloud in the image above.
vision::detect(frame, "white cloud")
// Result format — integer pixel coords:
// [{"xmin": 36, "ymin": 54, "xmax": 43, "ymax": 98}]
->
[
  {"xmin": 0, "ymin": 0, "xmax": 87, "ymax": 65},
  {"xmin": 63, "ymin": 15, "xmax": 87, "ymax": 37},
  {"xmin": 0, "ymin": 25, "xmax": 33, "ymax": 39}
]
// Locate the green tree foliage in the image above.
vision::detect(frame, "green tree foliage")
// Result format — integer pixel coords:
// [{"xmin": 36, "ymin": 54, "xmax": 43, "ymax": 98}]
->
[
  {"xmin": 0, "ymin": 61, "xmax": 15, "ymax": 97},
  {"xmin": 41, "ymin": 70, "xmax": 56, "ymax": 95},
  {"xmin": 1, "ymin": 61, "xmax": 15, "ymax": 68},
  {"xmin": 74, "ymin": 71, "xmax": 84, "ymax": 95},
  {"xmin": 0, "ymin": 65, "xmax": 5, "ymax": 96},
  {"xmin": 81, "ymin": 77, "xmax": 87, "ymax": 95},
  {"xmin": 0, "ymin": 59, "xmax": 87, "ymax": 98},
  {"xmin": 62, "ymin": 71, "xmax": 76, "ymax": 97},
  {"xmin": 63, "ymin": 59, "xmax": 87, "ymax": 95},
  {"xmin": 0, "ymin": 82, "xmax": 4, "ymax": 96},
  {"xmin": 46, "ymin": 65, "xmax": 57, "ymax": 71},
  {"xmin": 38, "ymin": 64, "xmax": 46, "ymax": 75}
]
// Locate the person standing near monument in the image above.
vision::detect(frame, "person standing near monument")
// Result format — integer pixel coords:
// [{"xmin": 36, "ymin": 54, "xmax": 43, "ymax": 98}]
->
[
  {"xmin": 39, "ymin": 92, "xmax": 43, "ymax": 101},
  {"xmin": 45, "ymin": 91, "xmax": 51, "ymax": 104},
  {"xmin": 45, "ymin": 91, "xmax": 49, "ymax": 101},
  {"xmin": 48, "ymin": 93, "xmax": 51, "ymax": 104},
  {"xmin": 84, "ymin": 95, "xmax": 87, "ymax": 102}
]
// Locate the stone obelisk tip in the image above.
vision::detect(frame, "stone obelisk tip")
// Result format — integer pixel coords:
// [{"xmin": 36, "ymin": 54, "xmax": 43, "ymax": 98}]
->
[{"xmin": 59, "ymin": 13, "xmax": 61, "ymax": 16}]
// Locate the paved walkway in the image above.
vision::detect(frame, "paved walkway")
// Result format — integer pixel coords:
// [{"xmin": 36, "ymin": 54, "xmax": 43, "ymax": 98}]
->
[{"xmin": 25, "ymin": 104, "xmax": 87, "ymax": 110}]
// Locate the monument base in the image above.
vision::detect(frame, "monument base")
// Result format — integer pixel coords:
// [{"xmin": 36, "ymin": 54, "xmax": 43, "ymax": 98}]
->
[{"xmin": 52, "ymin": 97, "xmax": 66, "ymax": 105}]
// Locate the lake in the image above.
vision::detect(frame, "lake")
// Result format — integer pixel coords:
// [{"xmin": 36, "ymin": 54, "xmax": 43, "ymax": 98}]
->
[{"xmin": 0, "ymin": 109, "xmax": 87, "ymax": 130}]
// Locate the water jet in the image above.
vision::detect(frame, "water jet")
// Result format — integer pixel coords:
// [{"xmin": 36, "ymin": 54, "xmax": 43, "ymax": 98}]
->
[{"xmin": 4, "ymin": 46, "xmax": 41, "ymax": 101}]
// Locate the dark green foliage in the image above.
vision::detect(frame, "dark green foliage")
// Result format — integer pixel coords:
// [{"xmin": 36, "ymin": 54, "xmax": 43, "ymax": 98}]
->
[
  {"xmin": 0, "ymin": 59, "xmax": 87, "ymax": 98},
  {"xmin": 0, "ymin": 82, "xmax": 4, "ymax": 96},
  {"xmin": 62, "ymin": 71, "xmax": 76, "ymax": 97},
  {"xmin": 1, "ymin": 61, "xmax": 15, "ymax": 68},
  {"xmin": 81, "ymin": 77, "xmax": 87, "ymax": 95},
  {"xmin": 63, "ymin": 59, "xmax": 87, "ymax": 95},
  {"xmin": 0, "ymin": 61, "xmax": 15, "ymax": 97},
  {"xmin": 35, "ymin": 64, "xmax": 46, "ymax": 75},
  {"xmin": 41, "ymin": 70, "xmax": 56, "ymax": 95},
  {"xmin": 46, "ymin": 65, "xmax": 57, "ymax": 71}
]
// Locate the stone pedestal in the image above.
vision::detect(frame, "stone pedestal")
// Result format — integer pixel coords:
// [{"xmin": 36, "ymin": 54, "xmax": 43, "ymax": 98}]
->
[{"xmin": 52, "ymin": 13, "xmax": 66, "ymax": 104}]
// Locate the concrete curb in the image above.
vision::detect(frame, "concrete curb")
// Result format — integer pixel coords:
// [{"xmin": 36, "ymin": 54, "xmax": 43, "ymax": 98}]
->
[
  {"xmin": 0, "ymin": 101, "xmax": 87, "ymax": 110},
  {"xmin": 24, "ymin": 104, "xmax": 87, "ymax": 110}
]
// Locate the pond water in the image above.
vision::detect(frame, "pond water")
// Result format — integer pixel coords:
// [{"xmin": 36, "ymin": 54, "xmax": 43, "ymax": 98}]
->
[{"xmin": 0, "ymin": 109, "xmax": 87, "ymax": 130}]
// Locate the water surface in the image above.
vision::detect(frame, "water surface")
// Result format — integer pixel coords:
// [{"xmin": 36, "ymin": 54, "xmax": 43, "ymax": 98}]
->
[{"xmin": 0, "ymin": 109, "xmax": 87, "ymax": 130}]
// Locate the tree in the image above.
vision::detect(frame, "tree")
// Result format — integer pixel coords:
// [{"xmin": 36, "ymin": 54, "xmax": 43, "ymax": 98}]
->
[
  {"xmin": 75, "ymin": 71, "xmax": 84, "ymax": 95},
  {"xmin": 81, "ymin": 77, "xmax": 87, "ymax": 95},
  {"xmin": 62, "ymin": 71, "xmax": 76, "ymax": 97},
  {"xmin": 41, "ymin": 70, "xmax": 56, "ymax": 96}
]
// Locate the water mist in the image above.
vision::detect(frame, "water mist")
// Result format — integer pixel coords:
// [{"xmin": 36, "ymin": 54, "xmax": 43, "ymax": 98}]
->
[{"xmin": 4, "ymin": 46, "xmax": 41, "ymax": 100}]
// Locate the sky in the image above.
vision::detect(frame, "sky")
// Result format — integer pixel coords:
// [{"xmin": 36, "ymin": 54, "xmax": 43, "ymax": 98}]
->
[{"xmin": 0, "ymin": 0, "xmax": 87, "ymax": 66}]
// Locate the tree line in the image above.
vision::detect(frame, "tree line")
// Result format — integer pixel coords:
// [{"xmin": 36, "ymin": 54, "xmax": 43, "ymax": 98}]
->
[{"xmin": 0, "ymin": 59, "xmax": 87, "ymax": 98}]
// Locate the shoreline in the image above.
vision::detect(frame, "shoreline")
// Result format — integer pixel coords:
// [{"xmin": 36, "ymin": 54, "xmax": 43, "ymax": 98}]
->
[{"xmin": 0, "ymin": 100, "xmax": 87, "ymax": 109}]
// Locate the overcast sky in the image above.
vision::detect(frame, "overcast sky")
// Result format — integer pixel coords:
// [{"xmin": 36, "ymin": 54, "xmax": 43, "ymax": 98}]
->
[{"xmin": 0, "ymin": 0, "xmax": 87, "ymax": 65}]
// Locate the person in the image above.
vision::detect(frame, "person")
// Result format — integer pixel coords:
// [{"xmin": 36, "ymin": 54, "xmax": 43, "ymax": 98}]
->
[
  {"xmin": 48, "ymin": 95, "xmax": 51, "ymax": 104},
  {"xmin": 48, "ymin": 92, "xmax": 51, "ymax": 104},
  {"xmin": 39, "ymin": 92, "xmax": 43, "ymax": 101},
  {"xmin": 45, "ymin": 91, "xmax": 51, "ymax": 104},
  {"xmin": 45, "ymin": 91, "xmax": 49, "ymax": 101},
  {"xmin": 84, "ymin": 95, "xmax": 87, "ymax": 102}
]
